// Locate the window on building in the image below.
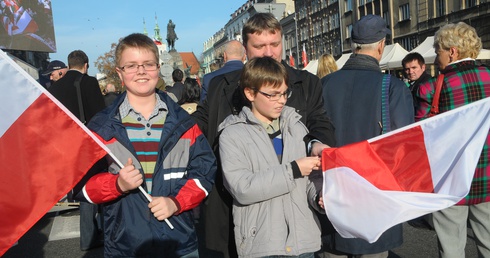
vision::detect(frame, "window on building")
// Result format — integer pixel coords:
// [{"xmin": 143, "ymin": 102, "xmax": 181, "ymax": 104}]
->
[
  {"xmin": 334, "ymin": 39, "xmax": 341, "ymax": 56},
  {"xmin": 345, "ymin": 0, "xmax": 353, "ymax": 12},
  {"xmin": 329, "ymin": 0, "xmax": 338, "ymax": 4},
  {"xmin": 464, "ymin": 0, "xmax": 477, "ymax": 8},
  {"xmin": 359, "ymin": 0, "xmax": 365, "ymax": 6},
  {"xmin": 436, "ymin": 0, "xmax": 445, "ymax": 17},
  {"xmin": 329, "ymin": 13, "xmax": 339, "ymax": 30},
  {"xmin": 346, "ymin": 24, "xmax": 352, "ymax": 38},
  {"xmin": 383, "ymin": 11, "xmax": 390, "ymax": 26},
  {"xmin": 399, "ymin": 3, "xmax": 410, "ymax": 21}
]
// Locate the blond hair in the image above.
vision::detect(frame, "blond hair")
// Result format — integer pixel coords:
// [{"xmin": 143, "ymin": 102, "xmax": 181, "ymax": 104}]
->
[
  {"xmin": 434, "ymin": 22, "xmax": 482, "ymax": 59},
  {"xmin": 316, "ymin": 54, "xmax": 338, "ymax": 78}
]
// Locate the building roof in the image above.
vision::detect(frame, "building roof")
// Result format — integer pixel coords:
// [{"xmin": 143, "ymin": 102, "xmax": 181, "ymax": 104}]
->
[{"xmin": 179, "ymin": 52, "xmax": 200, "ymax": 75}]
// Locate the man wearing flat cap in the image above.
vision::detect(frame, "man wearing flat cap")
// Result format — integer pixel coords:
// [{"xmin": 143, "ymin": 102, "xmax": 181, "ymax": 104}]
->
[
  {"xmin": 319, "ymin": 15, "xmax": 414, "ymax": 257},
  {"xmin": 43, "ymin": 60, "xmax": 68, "ymax": 85}
]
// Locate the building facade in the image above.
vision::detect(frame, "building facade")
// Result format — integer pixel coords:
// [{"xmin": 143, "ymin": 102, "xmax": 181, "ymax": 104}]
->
[
  {"xmin": 293, "ymin": 0, "xmax": 489, "ymax": 64},
  {"xmin": 202, "ymin": 0, "xmax": 295, "ymax": 73}
]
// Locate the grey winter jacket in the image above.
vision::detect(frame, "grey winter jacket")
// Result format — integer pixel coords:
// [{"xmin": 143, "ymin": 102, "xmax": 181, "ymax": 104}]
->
[{"xmin": 218, "ymin": 106, "xmax": 322, "ymax": 258}]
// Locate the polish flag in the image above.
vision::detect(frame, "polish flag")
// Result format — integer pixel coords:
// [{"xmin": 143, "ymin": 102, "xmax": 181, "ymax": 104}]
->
[
  {"xmin": 302, "ymin": 44, "xmax": 308, "ymax": 67},
  {"xmin": 322, "ymin": 97, "xmax": 490, "ymax": 243},
  {"xmin": 0, "ymin": 50, "xmax": 108, "ymax": 256},
  {"xmin": 289, "ymin": 49, "xmax": 295, "ymax": 67}
]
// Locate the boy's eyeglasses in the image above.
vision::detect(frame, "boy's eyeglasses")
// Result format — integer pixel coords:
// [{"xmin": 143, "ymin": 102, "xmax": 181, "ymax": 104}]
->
[
  {"xmin": 118, "ymin": 62, "xmax": 160, "ymax": 73},
  {"xmin": 255, "ymin": 89, "xmax": 291, "ymax": 101}
]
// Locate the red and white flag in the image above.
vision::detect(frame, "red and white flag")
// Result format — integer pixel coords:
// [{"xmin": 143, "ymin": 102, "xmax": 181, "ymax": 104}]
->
[
  {"xmin": 0, "ymin": 50, "xmax": 108, "ymax": 256},
  {"xmin": 302, "ymin": 44, "xmax": 308, "ymax": 67},
  {"xmin": 322, "ymin": 97, "xmax": 490, "ymax": 243},
  {"xmin": 289, "ymin": 49, "xmax": 295, "ymax": 67}
]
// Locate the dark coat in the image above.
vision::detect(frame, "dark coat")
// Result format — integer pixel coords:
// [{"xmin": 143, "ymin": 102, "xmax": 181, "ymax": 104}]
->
[
  {"xmin": 48, "ymin": 70, "xmax": 105, "ymax": 123},
  {"xmin": 166, "ymin": 82, "xmax": 184, "ymax": 102},
  {"xmin": 103, "ymin": 92, "xmax": 119, "ymax": 107},
  {"xmin": 192, "ymin": 61, "xmax": 335, "ymax": 256},
  {"xmin": 200, "ymin": 60, "xmax": 244, "ymax": 102},
  {"xmin": 321, "ymin": 54, "xmax": 414, "ymax": 254}
]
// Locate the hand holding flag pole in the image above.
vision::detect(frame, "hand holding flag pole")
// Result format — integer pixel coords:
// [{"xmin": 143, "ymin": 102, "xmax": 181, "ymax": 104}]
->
[{"xmin": 108, "ymin": 153, "xmax": 174, "ymax": 229}]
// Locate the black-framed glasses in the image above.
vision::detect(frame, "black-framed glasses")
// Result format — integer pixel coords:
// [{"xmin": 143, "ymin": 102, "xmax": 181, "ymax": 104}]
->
[
  {"xmin": 118, "ymin": 62, "xmax": 160, "ymax": 73},
  {"xmin": 256, "ymin": 89, "xmax": 292, "ymax": 101}
]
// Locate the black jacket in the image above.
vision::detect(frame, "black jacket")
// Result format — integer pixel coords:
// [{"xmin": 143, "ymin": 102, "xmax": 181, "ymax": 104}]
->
[
  {"xmin": 48, "ymin": 70, "xmax": 105, "ymax": 123},
  {"xmin": 191, "ymin": 60, "xmax": 335, "ymax": 256}
]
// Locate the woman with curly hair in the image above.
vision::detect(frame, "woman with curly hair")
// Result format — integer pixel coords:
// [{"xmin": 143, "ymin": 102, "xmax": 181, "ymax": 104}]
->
[{"xmin": 416, "ymin": 22, "xmax": 490, "ymax": 258}]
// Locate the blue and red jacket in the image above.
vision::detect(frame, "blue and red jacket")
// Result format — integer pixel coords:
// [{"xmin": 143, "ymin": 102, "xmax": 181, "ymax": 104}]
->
[{"xmin": 78, "ymin": 90, "xmax": 216, "ymax": 257}]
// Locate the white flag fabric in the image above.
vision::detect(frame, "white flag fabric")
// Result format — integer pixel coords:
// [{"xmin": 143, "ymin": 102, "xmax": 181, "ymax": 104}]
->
[
  {"xmin": 322, "ymin": 97, "xmax": 490, "ymax": 243},
  {"xmin": 0, "ymin": 49, "xmax": 108, "ymax": 256}
]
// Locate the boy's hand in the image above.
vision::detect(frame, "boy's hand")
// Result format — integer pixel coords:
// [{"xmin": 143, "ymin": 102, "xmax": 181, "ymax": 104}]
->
[
  {"xmin": 296, "ymin": 156, "xmax": 321, "ymax": 176},
  {"xmin": 318, "ymin": 196, "xmax": 325, "ymax": 210},
  {"xmin": 117, "ymin": 158, "xmax": 143, "ymax": 193},
  {"xmin": 148, "ymin": 197, "xmax": 178, "ymax": 221}
]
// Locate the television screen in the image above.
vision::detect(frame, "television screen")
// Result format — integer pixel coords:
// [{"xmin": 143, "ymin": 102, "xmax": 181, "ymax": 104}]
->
[{"xmin": 0, "ymin": 0, "xmax": 56, "ymax": 52}]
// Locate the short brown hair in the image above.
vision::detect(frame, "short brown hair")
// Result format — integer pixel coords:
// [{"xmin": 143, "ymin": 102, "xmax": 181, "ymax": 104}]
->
[
  {"xmin": 242, "ymin": 13, "xmax": 282, "ymax": 47},
  {"xmin": 240, "ymin": 56, "xmax": 288, "ymax": 99},
  {"xmin": 115, "ymin": 33, "xmax": 159, "ymax": 66},
  {"xmin": 68, "ymin": 50, "xmax": 89, "ymax": 70}
]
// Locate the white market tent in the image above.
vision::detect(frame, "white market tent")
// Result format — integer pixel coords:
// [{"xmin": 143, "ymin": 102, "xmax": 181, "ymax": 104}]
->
[
  {"xmin": 303, "ymin": 54, "xmax": 350, "ymax": 75},
  {"xmin": 336, "ymin": 53, "xmax": 351, "ymax": 69},
  {"xmin": 334, "ymin": 43, "xmax": 409, "ymax": 70},
  {"xmin": 410, "ymin": 36, "xmax": 437, "ymax": 64},
  {"xmin": 303, "ymin": 59, "xmax": 318, "ymax": 75},
  {"xmin": 379, "ymin": 43, "xmax": 409, "ymax": 70},
  {"xmin": 408, "ymin": 36, "xmax": 490, "ymax": 64}
]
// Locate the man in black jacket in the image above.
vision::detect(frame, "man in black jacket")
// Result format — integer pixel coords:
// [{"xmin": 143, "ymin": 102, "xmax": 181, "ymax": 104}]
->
[
  {"xmin": 48, "ymin": 50, "xmax": 105, "ymax": 251},
  {"xmin": 402, "ymin": 52, "xmax": 432, "ymax": 111},
  {"xmin": 192, "ymin": 13, "xmax": 335, "ymax": 258}
]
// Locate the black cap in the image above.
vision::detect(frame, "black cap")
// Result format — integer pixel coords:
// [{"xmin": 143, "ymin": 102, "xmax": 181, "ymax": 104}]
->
[
  {"xmin": 352, "ymin": 15, "xmax": 391, "ymax": 44},
  {"xmin": 43, "ymin": 60, "xmax": 67, "ymax": 76}
]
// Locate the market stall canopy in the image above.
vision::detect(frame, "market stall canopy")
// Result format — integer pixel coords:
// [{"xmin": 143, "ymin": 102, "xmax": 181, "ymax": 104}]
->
[
  {"xmin": 336, "ymin": 53, "xmax": 351, "ymax": 69},
  {"xmin": 303, "ymin": 59, "xmax": 318, "ymax": 75},
  {"xmin": 410, "ymin": 36, "xmax": 490, "ymax": 64},
  {"xmin": 379, "ymin": 43, "xmax": 409, "ymax": 70}
]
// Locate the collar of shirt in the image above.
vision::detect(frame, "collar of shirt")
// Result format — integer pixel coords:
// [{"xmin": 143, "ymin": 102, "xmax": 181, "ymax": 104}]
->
[
  {"xmin": 449, "ymin": 57, "xmax": 475, "ymax": 66},
  {"xmin": 118, "ymin": 94, "xmax": 168, "ymax": 119},
  {"xmin": 260, "ymin": 118, "xmax": 280, "ymax": 134}
]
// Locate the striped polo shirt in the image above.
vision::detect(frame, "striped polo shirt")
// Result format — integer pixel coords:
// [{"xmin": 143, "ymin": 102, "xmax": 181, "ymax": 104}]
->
[{"xmin": 119, "ymin": 96, "xmax": 168, "ymax": 194}]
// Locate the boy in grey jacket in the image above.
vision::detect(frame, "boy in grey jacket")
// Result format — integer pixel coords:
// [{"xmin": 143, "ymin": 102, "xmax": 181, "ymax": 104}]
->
[{"xmin": 219, "ymin": 57, "xmax": 323, "ymax": 258}]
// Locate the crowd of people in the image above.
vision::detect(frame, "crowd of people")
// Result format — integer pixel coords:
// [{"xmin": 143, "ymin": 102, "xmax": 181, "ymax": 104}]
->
[{"xmin": 41, "ymin": 12, "xmax": 489, "ymax": 258}]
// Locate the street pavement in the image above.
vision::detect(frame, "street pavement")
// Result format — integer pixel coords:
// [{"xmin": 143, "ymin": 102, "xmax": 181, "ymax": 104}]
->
[{"xmin": 3, "ymin": 207, "xmax": 478, "ymax": 258}]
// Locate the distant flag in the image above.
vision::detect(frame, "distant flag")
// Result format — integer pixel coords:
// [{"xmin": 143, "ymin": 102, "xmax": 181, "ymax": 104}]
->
[
  {"xmin": 321, "ymin": 97, "xmax": 490, "ymax": 243},
  {"xmin": 289, "ymin": 49, "xmax": 295, "ymax": 67},
  {"xmin": 0, "ymin": 49, "xmax": 109, "ymax": 256},
  {"xmin": 302, "ymin": 44, "xmax": 308, "ymax": 67}
]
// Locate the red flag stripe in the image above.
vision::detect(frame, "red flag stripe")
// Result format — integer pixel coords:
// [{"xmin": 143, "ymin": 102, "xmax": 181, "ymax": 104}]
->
[
  {"xmin": 322, "ymin": 125, "xmax": 434, "ymax": 193},
  {"xmin": 0, "ymin": 94, "xmax": 107, "ymax": 256}
]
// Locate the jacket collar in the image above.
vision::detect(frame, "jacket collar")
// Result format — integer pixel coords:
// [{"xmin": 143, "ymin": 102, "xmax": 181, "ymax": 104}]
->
[
  {"xmin": 219, "ymin": 105, "xmax": 301, "ymax": 132},
  {"xmin": 88, "ymin": 90, "xmax": 191, "ymax": 141},
  {"xmin": 342, "ymin": 54, "xmax": 381, "ymax": 72}
]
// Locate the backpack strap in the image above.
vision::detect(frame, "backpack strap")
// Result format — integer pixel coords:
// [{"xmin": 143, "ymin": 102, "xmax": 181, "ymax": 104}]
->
[
  {"xmin": 381, "ymin": 74, "xmax": 391, "ymax": 134},
  {"xmin": 74, "ymin": 73, "xmax": 86, "ymax": 124}
]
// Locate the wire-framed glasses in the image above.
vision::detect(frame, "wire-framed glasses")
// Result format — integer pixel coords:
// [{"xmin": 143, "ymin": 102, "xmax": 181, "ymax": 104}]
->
[
  {"xmin": 118, "ymin": 62, "xmax": 160, "ymax": 73},
  {"xmin": 256, "ymin": 89, "xmax": 292, "ymax": 101}
]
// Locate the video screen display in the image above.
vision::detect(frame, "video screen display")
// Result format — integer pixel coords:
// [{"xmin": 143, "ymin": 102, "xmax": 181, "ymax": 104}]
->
[{"xmin": 0, "ymin": 0, "xmax": 56, "ymax": 52}]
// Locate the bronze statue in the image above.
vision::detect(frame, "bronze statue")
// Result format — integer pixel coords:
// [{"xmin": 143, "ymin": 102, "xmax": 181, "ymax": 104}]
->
[{"xmin": 166, "ymin": 19, "xmax": 178, "ymax": 50}]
